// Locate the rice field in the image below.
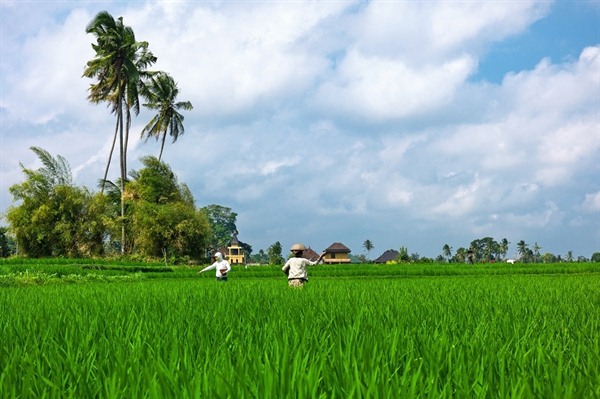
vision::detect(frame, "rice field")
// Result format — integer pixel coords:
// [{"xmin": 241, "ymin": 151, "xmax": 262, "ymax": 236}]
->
[{"xmin": 1, "ymin": 261, "xmax": 599, "ymax": 398}]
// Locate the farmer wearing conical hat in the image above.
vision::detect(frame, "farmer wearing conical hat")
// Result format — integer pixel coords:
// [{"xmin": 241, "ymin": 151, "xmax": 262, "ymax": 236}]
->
[{"xmin": 282, "ymin": 243, "xmax": 326, "ymax": 287}]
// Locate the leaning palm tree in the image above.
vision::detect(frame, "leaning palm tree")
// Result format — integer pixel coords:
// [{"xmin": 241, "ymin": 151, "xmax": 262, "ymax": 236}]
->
[
  {"xmin": 141, "ymin": 72, "xmax": 193, "ymax": 161},
  {"xmin": 84, "ymin": 11, "xmax": 156, "ymax": 253}
]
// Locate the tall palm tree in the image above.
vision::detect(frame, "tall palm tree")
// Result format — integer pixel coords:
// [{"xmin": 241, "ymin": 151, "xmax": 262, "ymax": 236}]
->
[
  {"xmin": 516, "ymin": 240, "xmax": 529, "ymax": 262},
  {"xmin": 84, "ymin": 11, "xmax": 156, "ymax": 253},
  {"xmin": 482, "ymin": 237, "xmax": 496, "ymax": 262},
  {"xmin": 500, "ymin": 238, "xmax": 509, "ymax": 260},
  {"xmin": 141, "ymin": 72, "xmax": 193, "ymax": 161},
  {"xmin": 442, "ymin": 244, "xmax": 452, "ymax": 262},
  {"xmin": 455, "ymin": 247, "xmax": 467, "ymax": 263},
  {"xmin": 533, "ymin": 242, "xmax": 541, "ymax": 263},
  {"xmin": 566, "ymin": 251, "xmax": 574, "ymax": 262},
  {"xmin": 362, "ymin": 239, "xmax": 374, "ymax": 261}
]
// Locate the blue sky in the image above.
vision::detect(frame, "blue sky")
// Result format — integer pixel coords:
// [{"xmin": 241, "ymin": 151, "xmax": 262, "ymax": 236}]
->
[
  {"xmin": 475, "ymin": 1, "xmax": 599, "ymax": 82},
  {"xmin": 1, "ymin": 0, "xmax": 599, "ymax": 259}
]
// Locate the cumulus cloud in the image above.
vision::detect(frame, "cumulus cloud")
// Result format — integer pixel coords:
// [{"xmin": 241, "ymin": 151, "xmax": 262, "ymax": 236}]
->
[
  {"xmin": 127, "ymin": 1, "xmax": 349, "ymax": 118},
  {"xmin": 581, "ymin": 192, "xmax": 600, "ymax": 213},
  {"xmin": 1, "ymin": 0, "xmax": 598, "ymax": 257},
  {"xmin": 315, "ymin": 50, "xmax": 475, "ymax": 120},
  {"xmin": 1, "ymin": 8, "xmax": 94, "ymax": 124},
  {"xmin": 352, "ymin": 0, "xmax": 549, "ymax": 62}
]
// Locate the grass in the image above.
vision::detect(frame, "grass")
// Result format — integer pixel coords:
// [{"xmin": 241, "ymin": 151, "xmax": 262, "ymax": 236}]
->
[
  {"xmin": 1, "ymin": 260, "xmax": 599, "ymax": 398},
  {"xmin": 2, "ymin": 258, "xmax": 599, "ymax": 285}
]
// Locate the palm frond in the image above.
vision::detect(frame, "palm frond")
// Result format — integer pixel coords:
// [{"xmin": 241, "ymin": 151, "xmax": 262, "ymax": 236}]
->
[{"xmin": 30, "ymin": 146, "xmax": 72, "ymax": 186}]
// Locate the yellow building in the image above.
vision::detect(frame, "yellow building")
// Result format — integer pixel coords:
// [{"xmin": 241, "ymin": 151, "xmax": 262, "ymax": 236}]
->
[
  {"xmin": 323, "ymin": 242, "xmax": 351, "ymax": 264},
  {"xmin": 226, "ymin": 232, "xmax": 245, "ymax": 265}
]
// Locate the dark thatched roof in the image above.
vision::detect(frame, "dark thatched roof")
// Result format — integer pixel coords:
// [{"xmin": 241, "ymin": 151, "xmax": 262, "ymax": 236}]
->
[
  {"xmin": 325, "ymin": 242, "xmax": 351, "ymax": 253},
  {"xmin": 374, "ymin": 249, "xmax": 399, "ymax": 263},
  {"xmin": 302, "ymin": 247, "xmax": 320, "ymax": 262}
]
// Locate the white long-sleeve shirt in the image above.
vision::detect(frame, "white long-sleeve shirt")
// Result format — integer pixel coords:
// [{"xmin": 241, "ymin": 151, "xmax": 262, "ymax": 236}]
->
[
  {"xmin": 282, "ymin": 257, "xmax": 320, "ymax": 280},
  {"xmin": 200, "ymin": 259, "xmax": 231, "ymax": 278}
]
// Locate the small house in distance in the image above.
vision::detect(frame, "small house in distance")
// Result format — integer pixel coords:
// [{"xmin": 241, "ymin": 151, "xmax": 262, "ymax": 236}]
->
[
  {"xmin": 323, "ymin": 242, "xmax": 351, "ymax": 264},
  {"xmin": 226, "ymin": 232, "xmax": 245, "ymax": 265},
  {"xmin": 374, "ymin": 249, "xmax": 399, "ymax": 264}
]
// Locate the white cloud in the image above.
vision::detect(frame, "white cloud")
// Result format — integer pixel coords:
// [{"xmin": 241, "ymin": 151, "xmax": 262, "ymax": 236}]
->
[
  {"xmin": 429, "ymin": 1, "xmax": 547, "ymax": 50},
  {"xmin": 1, "ymin": 0, "xmax": 598, "ymax": 257},
  {"xmin": 353, "ymin": 0, "xmax": 549, "ymax": 62},
  {"xmin": 2, "ymin": 8, "xmax": 93, "ymax": 123},
  {"xmin": 581, "ymin": 192, "xmax": 600, "ymax": 213},
  {"xmin": 315, "ymin": 49, "xmax": 475, "ymax": 120},
  {"xmin": 258, "ymin": 158, "xmax": 299, "ymax": 176},
  {"xmin": 501, "ymin": 46, "xmax": 599, "ymax": 117},
  {"xmin": 428, "ymin": 45, "xmax": 599, "ymax": 188},
  {"xmin": 503, "ymin": 201, "xmax": 564, "ymax": 229},
  {"xmin": 126, "ymin": 1, "xmax": 349, "ymax": 118},
  {"xmin": 432, "ymin": 173, "xmax": 490, "ymax": 217}
]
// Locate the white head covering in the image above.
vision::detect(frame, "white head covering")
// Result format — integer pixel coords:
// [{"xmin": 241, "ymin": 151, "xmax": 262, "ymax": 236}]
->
[{"xmin": 214, "ymin": 252, "xmax": 223, "ymax": 261}]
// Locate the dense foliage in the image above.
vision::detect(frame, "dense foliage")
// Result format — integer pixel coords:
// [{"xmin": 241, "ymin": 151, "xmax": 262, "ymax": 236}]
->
[
  {"xmin": 201, "ymin": 204, "xmax": 239, "ymax": 250},
  {"xmin": 268, "ymin": 241, "xmax": 285, "ymax": 265},
  {"xmin": 6, "ymin": 148, "xmax": 108, "ymax": 257},
  {"xmin": 127, "ymin": 156, "xmax": 210, "ymax": 258},
  {"xmin": 0, "ymin": 227, "xmax": 16, "ymax": 257},
  {"xmin": 6, "ymin": 149, "xmax": 211, "ymax": 260}
]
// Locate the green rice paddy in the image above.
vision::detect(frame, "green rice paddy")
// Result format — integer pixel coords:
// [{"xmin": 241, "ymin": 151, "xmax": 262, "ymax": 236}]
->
[{"xmin": 1, "ymin": 260, "xmax": 599, "ymax": 398}]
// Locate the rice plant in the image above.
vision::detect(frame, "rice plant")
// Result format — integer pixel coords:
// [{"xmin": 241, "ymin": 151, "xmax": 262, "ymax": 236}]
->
[{"xmin": 0, "ymin": 271, "xmax": 599, "ymax": 398}]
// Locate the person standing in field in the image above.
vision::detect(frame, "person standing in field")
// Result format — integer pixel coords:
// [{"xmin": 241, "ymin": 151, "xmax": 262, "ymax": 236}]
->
[
  {"xmin": 282, "ymin": 243, "xmax": 326, "ymax": 287},
  {"xmin": 198, "ymin": 252, "xmax": 231, "ymax": 281}
]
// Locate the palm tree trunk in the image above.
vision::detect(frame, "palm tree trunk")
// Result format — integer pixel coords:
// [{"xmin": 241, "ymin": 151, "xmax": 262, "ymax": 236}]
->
[
  {"xmin": 100, "ymin": 119, "xmax": 119, "ymax": 194},
  {"xmin": 123, "ymin": 108, "xmax": 131, "ymax": 176},
  {"xmin": 118, "ymin": 100, "xmax": 126, "ymax": 255},
  {"xmin": 158, "ymin": 132, "xmax": 167, "ymax": 161}
]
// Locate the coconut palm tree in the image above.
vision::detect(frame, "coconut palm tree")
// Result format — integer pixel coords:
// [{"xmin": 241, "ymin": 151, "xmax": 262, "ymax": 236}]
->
[
  {"xmin": 533, "ymin": 242, "xmax": 541, "ymax": 263},
  {"xmin": 362, "ymin": 239, "xmax": 374, "ymax": 262},
  {"xmin": 516, "ymin": 240, "xmax": 529, "ymax": 262},
  {"xmin": 566, "ymin": 250, "xmax": 574, "ymax": 262},
  {"xmin": 84, "ymin": 11, "xmax": 156, "ymax": 253},
  {"xmin": 481, "ymin": 237, "xmax": 497, "ymax": 263},
  {"xmin": 500, "ymin": 238, "xmax": 509, "ymax": 260},
  {"xmin": 442, "ymin": 244, "xmax": 452, "ymax": 262},
  {"xmin": 454, "ymin": 247, "xmax": 467, "ymax": 263},
  {"xmin": 141, "ymin": 72, "xmax": 193, "ymax": 161}
]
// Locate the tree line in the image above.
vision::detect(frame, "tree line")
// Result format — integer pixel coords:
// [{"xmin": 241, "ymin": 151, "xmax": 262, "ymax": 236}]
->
[
  {"xmin": 440, "ymin": 238, "xmax": 598, "ymax": 264},
  {"xmin": 354, "ymin": 239, "xmax": 599, "ymax": 264},
  {"xmin": 2, "ymin": 147, "xmax": 245, "ymax": 262}
]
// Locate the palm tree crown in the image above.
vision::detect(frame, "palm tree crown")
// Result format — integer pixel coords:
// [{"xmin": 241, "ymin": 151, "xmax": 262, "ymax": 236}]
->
[{"xmin": 141, "ymin": 72, "xmax": 193, "ymax": 161}]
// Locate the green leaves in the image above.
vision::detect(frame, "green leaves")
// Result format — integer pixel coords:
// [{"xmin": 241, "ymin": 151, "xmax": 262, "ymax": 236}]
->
[
  {"xmin": 1, "ymin": 274, "xmax": 599, "ymax": 397},
  {"xmin": 7, "ymin": 148, "xmax": 108, "ymax": 257},
  {"xmin": 127, "ymin": 157, "xmax": 210, "ymax": 258},
  {"xmin": 30, "ymin": 146, "xmax": 73, "ymax": 186},
  {"xmin": 1, "ymin": 262, "xmax": 600, "ymax": 396},
  {"xmin": 201, "ymin": 204, "xmax": 238, "ymax": 250}
]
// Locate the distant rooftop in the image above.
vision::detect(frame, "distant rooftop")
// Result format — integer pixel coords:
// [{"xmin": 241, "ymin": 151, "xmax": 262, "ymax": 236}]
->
[
  {"xmin": 325, "ymin": 242, "xmax": 351, "ymax": 253},
  {"xmin": 374, "ymin": 249, "xmax": 399, "ymax": 263},
  {"xmin": 302, "ymin": 247, "xmax": 320, "ymax": 262}
]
